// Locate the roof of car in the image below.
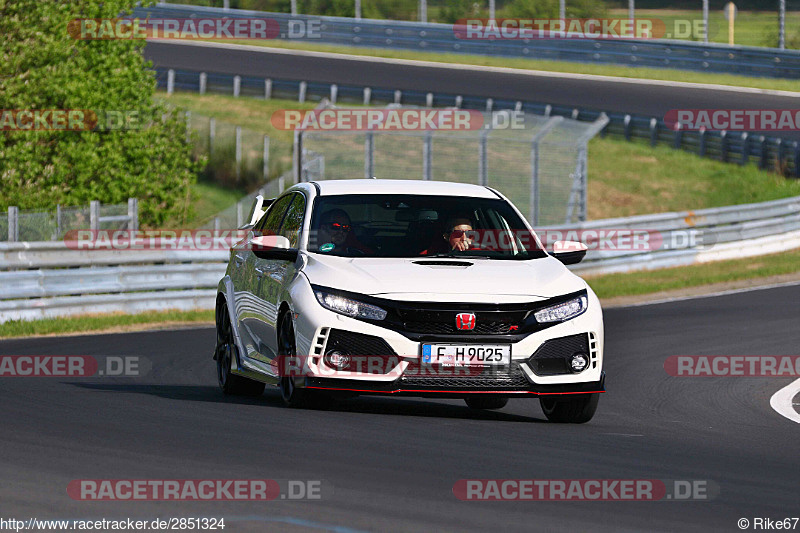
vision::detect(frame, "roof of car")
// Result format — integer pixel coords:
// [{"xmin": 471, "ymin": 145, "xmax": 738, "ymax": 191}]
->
[{"xmin": 309, "ymin": 179, "xmax": 499, "ymax": 199}]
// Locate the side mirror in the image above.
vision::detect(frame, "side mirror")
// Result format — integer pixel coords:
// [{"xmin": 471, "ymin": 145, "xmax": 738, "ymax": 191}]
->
[
  {"xmin": 251, "ymin": 235, "xmax": 298, "ymax": 261},
  {"xmin": 551, "ymin": 240, "xmax": 588, "ymax": 265}
]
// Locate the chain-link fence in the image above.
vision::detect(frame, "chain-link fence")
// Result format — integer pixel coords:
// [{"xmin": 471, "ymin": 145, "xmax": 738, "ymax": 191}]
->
[
  {"xmin": 0, "ymin": 200, "xmax": 138, "ymax": 242},
  {"xmin": 296, "ymin": 108, "xmax": 607, "ymax": 225}
]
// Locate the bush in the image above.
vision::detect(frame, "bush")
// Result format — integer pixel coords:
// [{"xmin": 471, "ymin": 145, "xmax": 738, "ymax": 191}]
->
[{"xmin": 0, "ymin": 0, "xmax": 203, "ymax": 227}]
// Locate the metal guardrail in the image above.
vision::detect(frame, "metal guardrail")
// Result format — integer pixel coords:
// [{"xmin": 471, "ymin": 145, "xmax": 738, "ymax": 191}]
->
[
  {"xmin": 135, "ymin": 4, "xmax": 800, "ymax": 79},
  {"xmin": 157, "ymin": 67, "xmax": 800, "ymax": 177},
  {"xmin": 1, "ymin": 194, "xmax": 799, "ymax": 322}
]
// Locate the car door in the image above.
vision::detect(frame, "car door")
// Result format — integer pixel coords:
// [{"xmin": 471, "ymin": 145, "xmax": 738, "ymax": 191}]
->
[
  {"xmin": 233, "ymin": 194, "xmax": 293, "ymax": 367},
  {"xmin": 252, "ymin": 192, "xmax": 307, "ymax": 363}
]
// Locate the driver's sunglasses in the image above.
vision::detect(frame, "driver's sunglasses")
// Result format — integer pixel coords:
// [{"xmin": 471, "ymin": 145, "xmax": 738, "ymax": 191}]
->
[
  {"xmin": 328, "ymin": 222, "xmax": 351, "ymax": 233},
  {"xmin": 448, "ymin": 230, "xmax": 473, "ymax": 239}
]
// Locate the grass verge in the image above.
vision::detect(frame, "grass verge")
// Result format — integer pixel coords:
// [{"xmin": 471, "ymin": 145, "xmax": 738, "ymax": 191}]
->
[
  {"xmin": 0, "ymin": 310, "xmax": 214, "ymax": 339},
  {"xmin": 586, "ymin": 247, "xmax": 800, "ymax": 299}
]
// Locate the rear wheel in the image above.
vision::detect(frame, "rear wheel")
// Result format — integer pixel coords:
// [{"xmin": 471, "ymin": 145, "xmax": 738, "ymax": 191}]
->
[
  {"xmin": 215, "ymin": 302, "xmax": 265, "ymax": 397},
  {"xmin": 464, "ymin": 396, "xmax": 508, "ymax": 410},
  {"xmin": 539, "ymin": 393, "xmax": 599, "ymax": 423}
]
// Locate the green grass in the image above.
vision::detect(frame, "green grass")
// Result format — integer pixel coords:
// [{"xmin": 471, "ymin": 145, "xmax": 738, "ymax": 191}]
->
[
  {"xmin": 586, "ymin": 247, "xmax": 800, "ymax": 299},
  {"xmin": 606, "ymin": 8, "xmax": 800, "ymax": 49},
  {"xmin": 161, "ymin": 91, "xmax": 800, "ymax": 221},
  {"xmin": 211, "ymin": 39, "xmax": 800, "ymax": 93},
  {"xmin": 190, "ymin": 181, "xmax": 247, "ymax": 225},
  {"xmin": 586, "ymin": 136, "xmax": 800, "ymax": 219},
  {"xmin": 0, "ymin": 310, "xmax": 214, "ymax": 339}
]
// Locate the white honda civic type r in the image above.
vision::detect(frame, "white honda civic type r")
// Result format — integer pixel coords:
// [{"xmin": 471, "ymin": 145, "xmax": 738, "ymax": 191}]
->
[{"xmin": 214, "ymin": 179, "xmax": 604, "ymax": 423}]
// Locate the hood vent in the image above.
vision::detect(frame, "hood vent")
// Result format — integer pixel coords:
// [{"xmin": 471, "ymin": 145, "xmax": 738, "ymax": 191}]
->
[{"xmin": 412, "ymin": 260, "xmax": 473, "ymax": 267}]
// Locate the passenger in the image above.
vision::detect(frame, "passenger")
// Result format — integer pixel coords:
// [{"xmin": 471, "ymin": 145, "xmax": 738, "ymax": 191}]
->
[{"xmin": 316, "ymin": 209, "xmax": 373, "ymax": 254}]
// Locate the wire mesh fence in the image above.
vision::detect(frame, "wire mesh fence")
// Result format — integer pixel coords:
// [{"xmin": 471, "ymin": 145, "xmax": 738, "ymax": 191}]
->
[
  {"xmin": 0, "ymin": 200, "xmax": 138, "ymax": 242},
  {"xmin": 296, "ymin": 108, "xmax": 608, "ymax": 225}
]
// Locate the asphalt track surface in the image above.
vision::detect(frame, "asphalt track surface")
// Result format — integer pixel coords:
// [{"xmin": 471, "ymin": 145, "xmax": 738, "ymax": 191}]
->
[
  {"xmin": 144, "ymin": 42, "xmax": 800, "ymax": 140},
  {"xmin": 2, "ymin": 284, "xmax": 799, "ymax": 532}
]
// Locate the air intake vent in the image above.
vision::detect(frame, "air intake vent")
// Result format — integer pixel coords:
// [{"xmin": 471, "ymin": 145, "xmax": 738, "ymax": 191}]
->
[{"xmin": 411, "ymin": 261, "xmax": 473, "ymax": 267}]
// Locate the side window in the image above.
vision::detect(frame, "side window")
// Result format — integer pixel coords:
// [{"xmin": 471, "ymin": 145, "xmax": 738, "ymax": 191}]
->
[
  {"xmin": 256, "ymin": 195, "xmax": 293, "ymax": 236},
  {"xmin": 279, "ymin": 193, "xmax": 306, "ymax": 248}
]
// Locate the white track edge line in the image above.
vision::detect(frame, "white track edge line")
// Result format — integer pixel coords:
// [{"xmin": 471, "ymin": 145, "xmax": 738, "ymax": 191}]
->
[{"xmin": 770, "ymin": 378, "xmax": 800, "ymax": 424}]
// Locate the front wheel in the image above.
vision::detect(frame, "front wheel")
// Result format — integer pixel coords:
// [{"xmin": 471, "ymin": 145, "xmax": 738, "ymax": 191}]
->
[
  {"xmin": 277, "ymin": 311, "xmax": 319, "ymax": 408},
  {"xmin": 539, "ymin": 393, "xmax": 599, "ymax": 423}
]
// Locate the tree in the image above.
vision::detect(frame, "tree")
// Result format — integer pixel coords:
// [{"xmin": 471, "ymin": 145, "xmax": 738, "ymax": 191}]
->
[{"xmin": 0, "ymin": 0, "xmax": 203, "ymax": 226}]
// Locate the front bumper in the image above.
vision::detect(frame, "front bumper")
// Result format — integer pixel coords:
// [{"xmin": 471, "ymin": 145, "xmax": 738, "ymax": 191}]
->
[{"xmin": 304, "ymin": 372, "xmax": 606, "ymax": 397}]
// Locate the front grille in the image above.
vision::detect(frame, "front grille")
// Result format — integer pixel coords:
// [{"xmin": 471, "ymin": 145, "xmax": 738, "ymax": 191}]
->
[
  {"xmin": 397, "ymin": 309, "xmax": 526, "ymax": 335},
  {"xmin": 527, "ymin": 334, "xmax": 590, "ymax": 376}
]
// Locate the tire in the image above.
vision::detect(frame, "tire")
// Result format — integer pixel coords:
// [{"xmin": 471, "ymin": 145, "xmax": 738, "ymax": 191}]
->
[
  {"xmin": 539, "ymin": 393, "xmax": 599, "ymax": 424},
  {"xmin": 464, "ymin": 396, "xmax": 509, "ymax": 410},
  {"xmin": 277, "ymin": 310, "xmax": 320, "ymax": 408},
  {"xmin": 215, "ymin": 302, "xmax": 265, "ymax": 397}
]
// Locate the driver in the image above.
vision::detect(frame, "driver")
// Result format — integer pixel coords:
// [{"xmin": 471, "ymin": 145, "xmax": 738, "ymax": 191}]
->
[{"xmin": 420, "ymin": 217, "xmax": 479, "ymax": 255}]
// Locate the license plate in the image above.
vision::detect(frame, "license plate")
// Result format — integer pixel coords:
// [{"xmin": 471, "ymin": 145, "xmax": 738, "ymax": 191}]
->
[{"xmin": 421, "ymin": 344, "xmax": 511, "ymax": 366}]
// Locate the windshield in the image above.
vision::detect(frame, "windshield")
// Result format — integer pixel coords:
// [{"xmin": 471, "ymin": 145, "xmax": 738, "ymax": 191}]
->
[{"xmin": 308, "ymin": 194, "xmax": 546, "ymax": 260}]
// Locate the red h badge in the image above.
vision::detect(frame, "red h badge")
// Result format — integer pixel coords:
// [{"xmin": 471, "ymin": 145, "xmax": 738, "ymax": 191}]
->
[{"xmin": 456, "ymin": 313, "xmax": 476, "ymax": 331}]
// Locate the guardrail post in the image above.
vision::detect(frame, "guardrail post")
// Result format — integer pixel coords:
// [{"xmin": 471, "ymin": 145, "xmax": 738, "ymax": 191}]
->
[
  {"xmin": 486, "ymin": 98, "xmax": 493, "ymax": 113},
  {"xmin": 291, "ymin": 0, "xmax": 297, "ymax": 15},
  {"xmin": 515, "ymin": 101, "xmax": 523, "ymax": 112},
  {"xmin": 56, "ymin": 204, "xmax": 62, "ymax": 240},
  {"xmin": 293, "ymin": 131, "xmax": 301, "ymax": 184},
  {"xmin": 649, "ymin": 117, "xmax": 658, "ymax": 146},
  {"xmin": 455, "ymin": 95, "xmax": 462, "ymax": 108},
  {"xmin": 364, "ymin": 131, "xmax": 374, "ymax": 179},
  {"xmin": 544, "ymin": 105, "xmax": 552, "ymax": 118},
  {"xmin": 422, "ymin": 131, "xmax": 433, "ymax": 180},
  {"xmin": 394, "ymin": 90, "xmax": 401, "ymax": 104},
  {"xmin": 720, "ymin": 130, "xmax": 728, "ymax": 162},
  {"xmin": 673, "ymin": 122, "xmax": 683, "ymax": 149},
  {"xmin": 478, "ymin": 128, "xmax": 489, "ymax": 186},
  {"xmin": 571, "ymin": 108, "xmax": 579, "ymax": 120},
  {"xmin": 698, "ymin": 128, "xmax": 707, "ymax": 157},
  {"xmin": 90, "ymin": 201, "xmax": 100, "ymax": 232},
  {"xmin": 776, "ymin": 138, "xmax": 784, "ymax": 173},
  {"xmin": 265, "ymin": 79, "xmax": 272, "ymax": 100},
  {"xmin": 759, "ymin": 136, "xmax": 768, "ymax": 170},
  {"xmin": 127, "ymin": 198, "xmax": 139, "ymax": 231},
  {"xmin": 298, "ymin": 81, "xmax": 307, "ymax": 103},
  {"xmin": 209, "ymin": 117, "xmax": 215, "ymax": 155},
  {"xmin": 330, "ymin": 84, "xmax": 338, "ymax": 104},
  {"xmin": 419, "ymin": 0, "xmax": 427, "ymax": 23},
  {"xmin": 214, "ymin": 217, "xmax": 221, "ymax": 232},
  {"xmin": 363, "ymin": 87, "xmax": 371, "ymax": 105},
  {"xmin": 623, "ymin": 114, "xmax": 631, "ymax": 141},
  {"xmin": 235, "ymin": 126, "xmax": 242, "ymax": 181},
  {"xmin": 794, "ymin": 141, "xmax": 800, "ymax": 178},
  {"xmin": 8, "ymin": 206, "xmax": 18, "ymax": 242},
  {"xmin": 233, "ymin": 75, "xmax": 240, "ymax": 97},
  {"xmin": 167, "ymin": 69, "xmax": 174, "ymax": 95},
  {"xmin": 355, "ymin": 0, "xmax": 361, "ymax": 19},
  {"xmin": 426, "ymin": 92, "xmax": 433, "ymax": 108},
  {"xmin": 741, "ymin": 132, "xmax": 749, "ymax": 165},
  {"xmin": 263, "ymin": 135, "xmax": 270, "ymax": 179},
  {"xmin": 199, "ymin": 72, "xmax": 207, "ymax": 95}
]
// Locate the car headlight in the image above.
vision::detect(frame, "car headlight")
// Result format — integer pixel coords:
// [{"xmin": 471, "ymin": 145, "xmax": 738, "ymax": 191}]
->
[
  {"xmin": 534, "ymin": 295, "xmax": 588, "ymax": 323},
  {"xmin": 314, "ymin": 290, "xmax": 387, "ymax": 320}
]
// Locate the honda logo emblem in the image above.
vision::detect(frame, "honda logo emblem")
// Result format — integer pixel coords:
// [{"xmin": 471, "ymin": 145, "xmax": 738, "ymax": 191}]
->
[{"xmin": 456, "ymin": 313, "xmax": 476, "ymax": 331}]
